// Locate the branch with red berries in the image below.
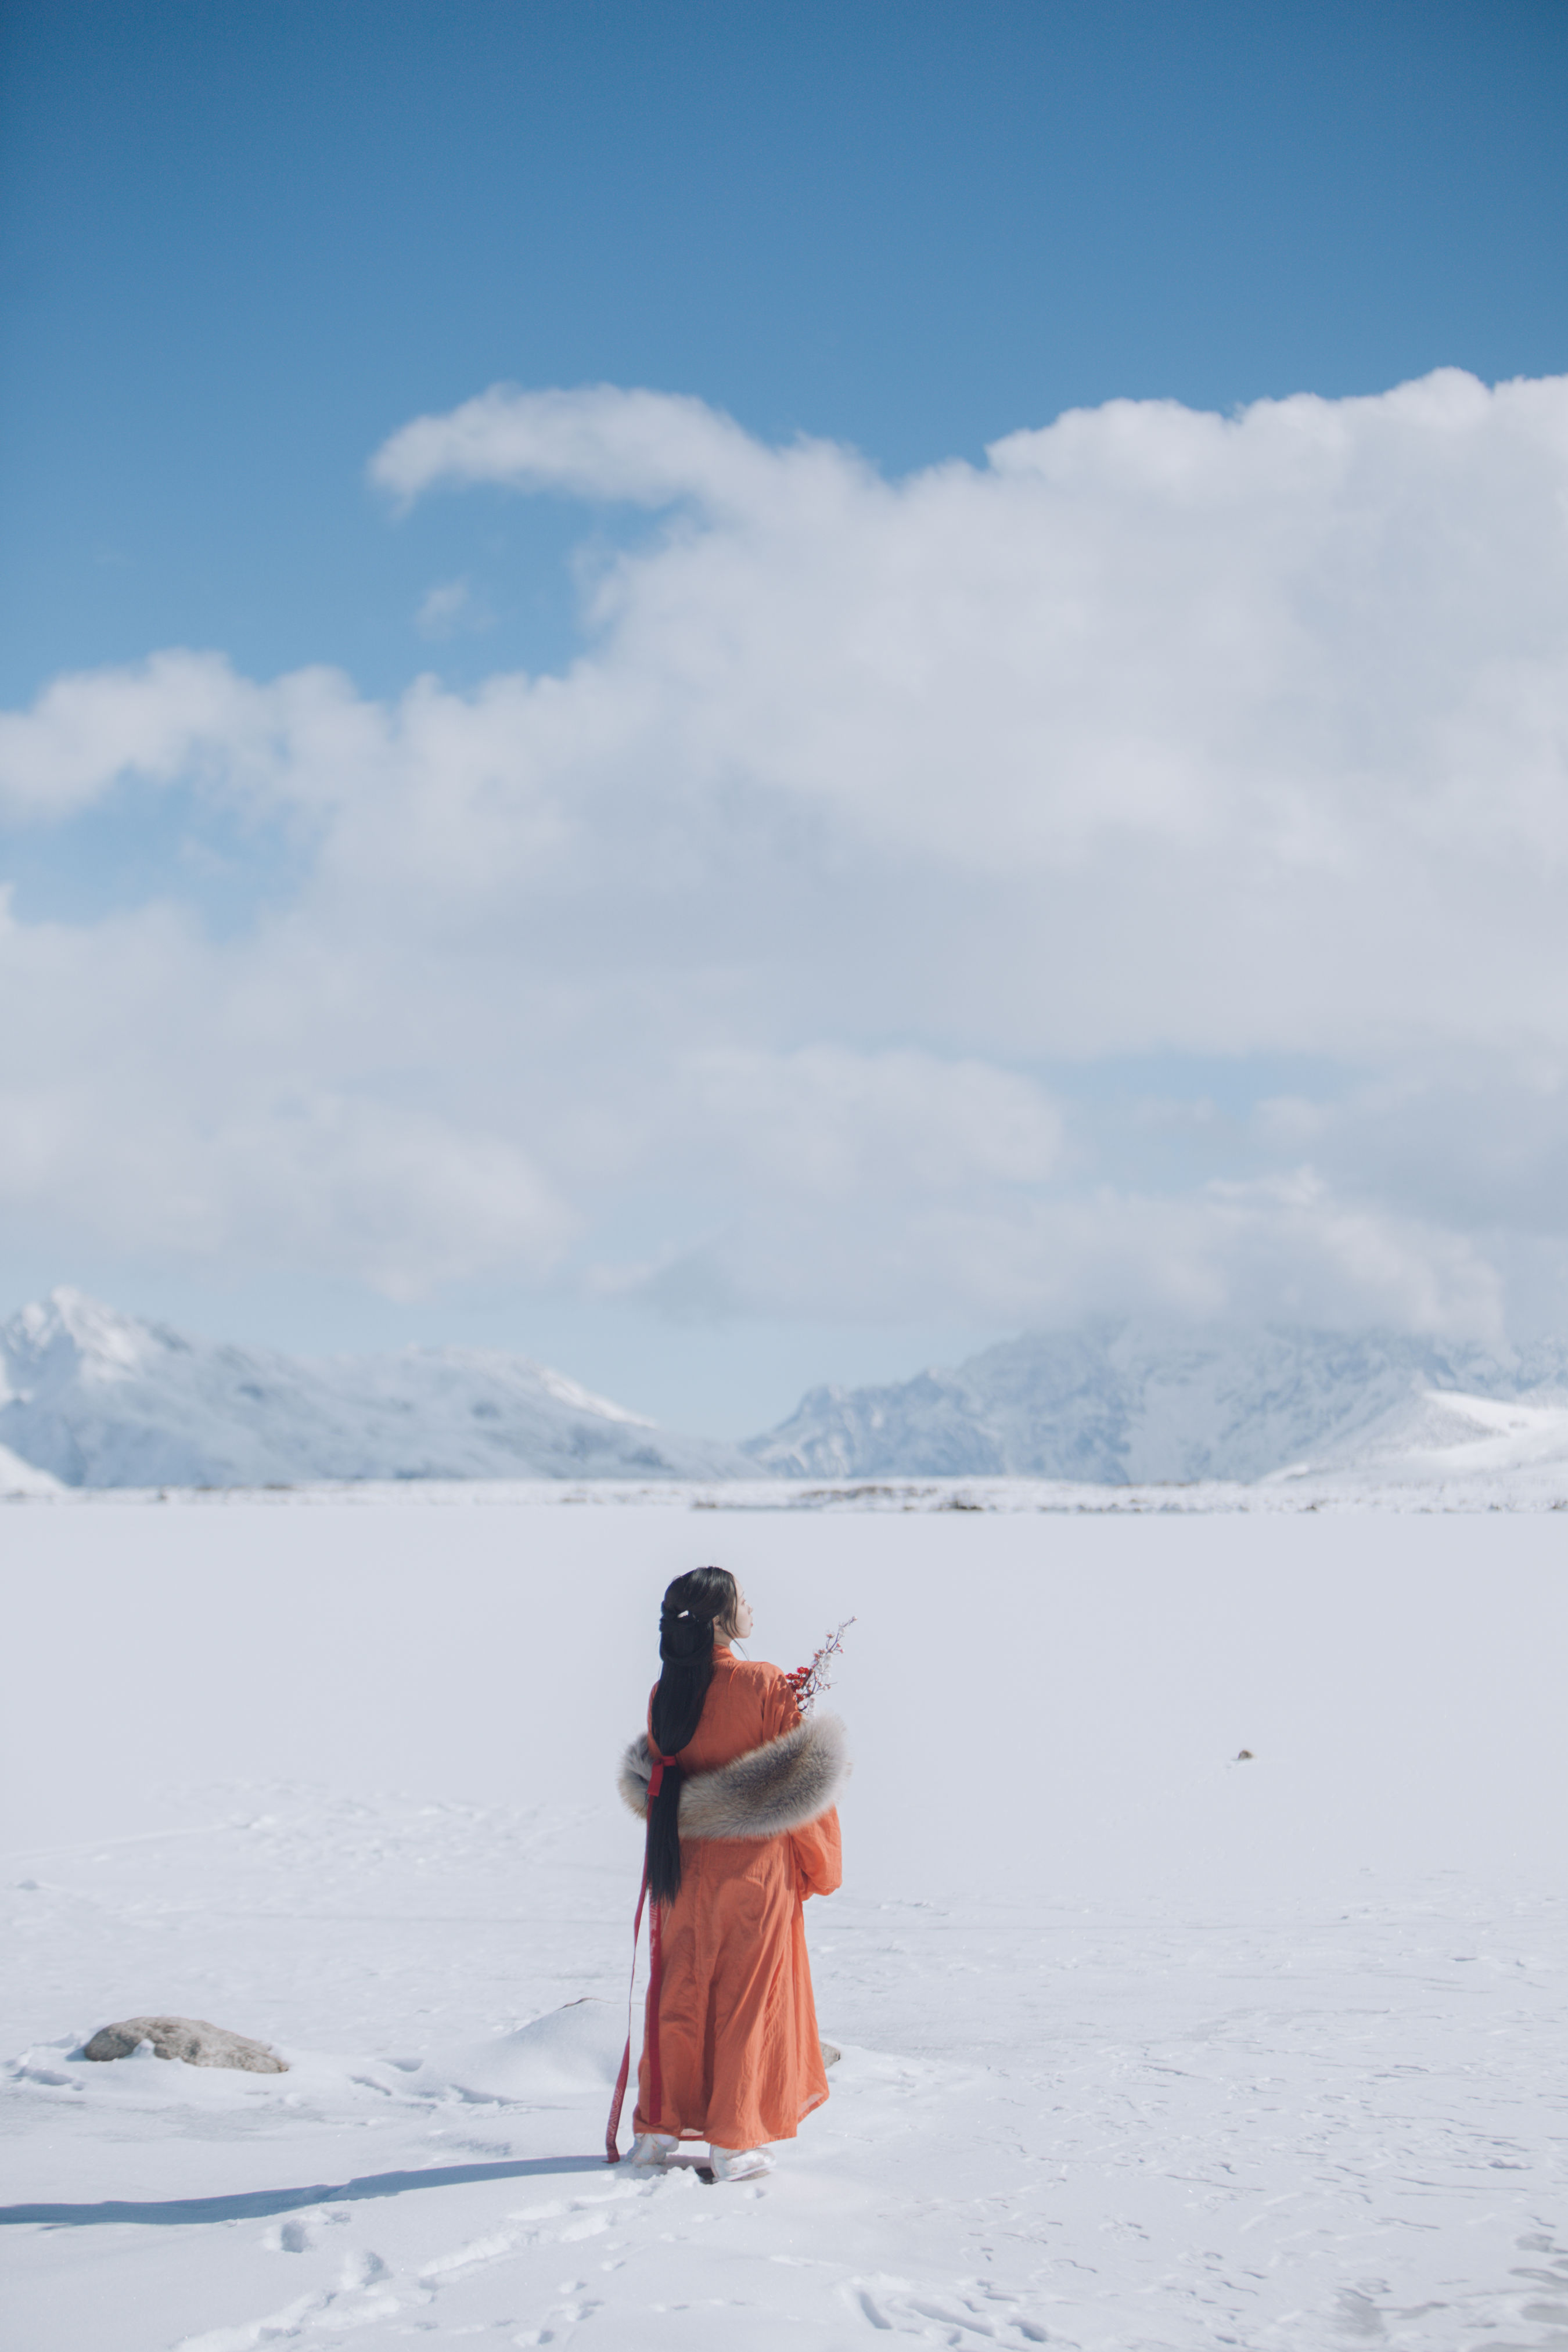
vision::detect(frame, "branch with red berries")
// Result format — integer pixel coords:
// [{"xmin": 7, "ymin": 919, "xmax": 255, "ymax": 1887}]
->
[{"xmin": 782, "ymin": 1618, "xmax": 855, "ymax": 1713}]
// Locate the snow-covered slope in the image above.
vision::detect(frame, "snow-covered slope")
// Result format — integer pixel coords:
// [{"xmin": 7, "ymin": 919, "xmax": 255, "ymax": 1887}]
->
[
  {"xmin": 0, "ymin": 1290, "xmax": 747, "ymax": 1488},
  {"xmin": 12, "ymin": 1293, "xmax": 1568, "ymax": 1494},
  {"xmin": 0, "ymin": 1439, "xmax": 62, "ymax": 1497},
  {"xmin": 1276, "ymin": 1382, "xmax": 1568, "ymax": 1486},
  {"xmin": 746, "ymin": 1320, "xmax": 1568, "ymax": 1483}
]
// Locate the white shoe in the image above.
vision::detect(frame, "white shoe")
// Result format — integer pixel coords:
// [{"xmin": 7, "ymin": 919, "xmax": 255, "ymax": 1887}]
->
[
  {"xmin": 629, "ymin": 2132, "xmax": 678, "ymax": 2172},
  {"xmin": 709, "ymin": 2145, "xmax": 773, "ymax": 2182}
]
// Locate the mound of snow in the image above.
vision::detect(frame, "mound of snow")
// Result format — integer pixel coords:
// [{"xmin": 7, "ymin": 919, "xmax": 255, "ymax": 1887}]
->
[
  {"xmin": 0, "ymin": 1289, "xmax": 747, "ymax": 1490},
  {"xmin": 746, "ymin": 1321, "xmax": 1568, "ymax": 1483},
  {"xmin": 430, "ymin": 2002, "xmax": 627, "ymax": 2100}
]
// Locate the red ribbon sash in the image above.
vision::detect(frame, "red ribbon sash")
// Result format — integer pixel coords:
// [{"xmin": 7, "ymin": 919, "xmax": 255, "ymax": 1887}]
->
[{"xmin": 604, "ymin": 1748, "xmax": 672, "ymax": 2163}]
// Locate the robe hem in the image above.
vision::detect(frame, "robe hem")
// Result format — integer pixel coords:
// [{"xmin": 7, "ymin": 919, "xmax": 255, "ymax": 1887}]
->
[{"xmin": 633, "ymin": 2085, "xmax": 829, "ymax": 2142}]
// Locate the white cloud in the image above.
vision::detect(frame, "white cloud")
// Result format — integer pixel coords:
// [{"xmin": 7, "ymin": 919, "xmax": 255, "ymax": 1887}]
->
[
  {"xmin": 605, "ymin": 1168, "xmax": 1505, "ymax": 1341},
  {"xmin": 672, "ymin": 1048, "xmax": 1064, "ymax": 1198},
  {"xmin": 372, "ymin": 382, "xmax": 786, "ymax": 515},
  {"xmin": 0, "ymin": 895, "xmax": 572, "ymax": 1299},
  {"xmin": 3, "ymin": 371, "xmax": 1568, "ymax": 1337},
  {"xmin": 415, "ymin": 577, "xmax": 492, "ymax": 640},
  {"xmin": 0, "ymin": 649, "xmax": 371, "ymax": 824}
]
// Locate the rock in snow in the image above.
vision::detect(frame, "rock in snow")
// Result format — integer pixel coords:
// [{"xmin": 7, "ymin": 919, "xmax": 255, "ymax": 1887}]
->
[
  {"xmin": 0, "ymin": 1289, "xmax": 748, "ymax": 1488},
  {"xmin": 81, "ymin": 2016, "xmax": 288, "ymax": 2072},
  {"xmin": 743, "ymin": 1321, "xmax": 1568, "ymax": 1484}
]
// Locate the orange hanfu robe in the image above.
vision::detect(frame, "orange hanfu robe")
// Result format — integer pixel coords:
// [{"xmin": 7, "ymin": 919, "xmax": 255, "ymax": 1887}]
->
[{"xmin": 634, "ymin": 1647, "xmax": 842, "ymax": 2150}]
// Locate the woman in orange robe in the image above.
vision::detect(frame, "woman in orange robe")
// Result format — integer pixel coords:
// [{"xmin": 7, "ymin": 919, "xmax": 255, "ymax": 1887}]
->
[{"xmin": 617, "ymin": 1566, "xmax": 844, "ymax": 2181}]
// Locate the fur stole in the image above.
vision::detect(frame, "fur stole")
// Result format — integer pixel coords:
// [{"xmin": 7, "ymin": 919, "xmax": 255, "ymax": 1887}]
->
[{"xmin": 617, "ymin": 1713, "xmax": 848, "ymax": 1841}]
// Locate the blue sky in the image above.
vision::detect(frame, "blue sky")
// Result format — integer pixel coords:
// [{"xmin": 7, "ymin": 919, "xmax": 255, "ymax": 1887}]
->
[
  {"xmin": 6, "ymin": 0, "xmax": 1566, "ymax": 707},
  {"xmin": 2, "ymin": 1, "xmax": 1567, "ymax": 1432}
]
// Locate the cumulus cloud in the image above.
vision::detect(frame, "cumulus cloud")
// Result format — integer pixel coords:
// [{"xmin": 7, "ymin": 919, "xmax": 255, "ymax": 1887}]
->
[
  {"xmin": 0, "ymin": 895, "xmax": 572, "ymax": 1297},
  {"xmin": 372, "ymin": 382, "xmax": 786, "ymax": 515},
  {"xmin": 609, "ymin": 1173, "xmax": 1506, "ymax": 1342},
  {"xmin": 3, "ymin": 370, "xmax": 1568, "ymax": 1336},
  {"xmin": 0, "ymin": 649, "xmax": 369, "ymax": 824}
]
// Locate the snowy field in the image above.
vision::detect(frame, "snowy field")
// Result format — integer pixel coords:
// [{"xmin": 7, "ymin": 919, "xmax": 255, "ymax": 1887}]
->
[{"xmin": 3, "ymin": 1495, "xmax": 1566, "ymax": 2351}]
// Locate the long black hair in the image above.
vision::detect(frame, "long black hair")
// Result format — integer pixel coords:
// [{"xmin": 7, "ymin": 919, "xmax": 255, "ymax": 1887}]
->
[{"xmin": 646, "ymin": 1566, "xmax": 738, "ymax": 1903}]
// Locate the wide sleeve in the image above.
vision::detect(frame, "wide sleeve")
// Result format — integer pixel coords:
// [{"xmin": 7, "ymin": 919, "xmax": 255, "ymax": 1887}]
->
[
  {"xmin": 790, "ymin": 1806, "xmax": 841, "ymax": 1900},
  {"xmin": 758, "ymin": 1668, "xmax": 842, "ymax": 1900},
  {"xmin": 758, "ymin": 1666, "xmax": 804, "ymax": 1744}
]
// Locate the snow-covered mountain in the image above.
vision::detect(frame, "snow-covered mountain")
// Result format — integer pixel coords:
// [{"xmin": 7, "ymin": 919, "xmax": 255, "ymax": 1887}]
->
[
  {"xmin": 1276, "ymin": 1382, "xmax": 1568, "ymax": 1488},
  {"xmin": 0, "ymin": 1439, "xmax": 61, "ymax": 1497},
  {"xmin": 744, "ymin": 1321, "xmax": 1568, "ymax": 1484},
  {"xmin": 0, "ymin": 1290, "xmax": 747, "ymax": 1488},
  {"xmin": 11, "ymin": 1293, "xmax": 1568, "ymax": 1494}
]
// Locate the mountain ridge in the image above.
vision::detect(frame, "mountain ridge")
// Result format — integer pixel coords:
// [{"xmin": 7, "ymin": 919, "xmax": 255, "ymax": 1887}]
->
[
  {"xmin": 742, "ymin": 1320, "xmax": 1568, "ymax": 1484},
  {"xmin": 0, "ymin": 1289, "xmax": 747, "ymax": 1488},
  {"xmin": 7, "ymin": 1290, "xmax": 1568, "ymax": 1491}
]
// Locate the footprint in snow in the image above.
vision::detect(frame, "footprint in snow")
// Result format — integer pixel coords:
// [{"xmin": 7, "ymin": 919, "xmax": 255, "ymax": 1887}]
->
[
  {"xmin": 845, "ymin": 2275, "xmax": 1048, "ymax": 2342},
  {"xmin": 339, "ymin": 2248, "xmax": 390, "ymax": 2289}
]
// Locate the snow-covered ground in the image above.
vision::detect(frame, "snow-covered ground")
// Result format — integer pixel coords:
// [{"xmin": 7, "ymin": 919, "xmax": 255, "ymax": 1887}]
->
[{"xmin": 3, "ymin": 1497, "xmax": 1565, "ymax": 2350}]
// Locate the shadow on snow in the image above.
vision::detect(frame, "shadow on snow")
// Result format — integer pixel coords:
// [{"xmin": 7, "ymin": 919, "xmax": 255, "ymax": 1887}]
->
[{"xmin": 0, "ymin": 2152, "xmax": 612, "ymax": 2227}]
